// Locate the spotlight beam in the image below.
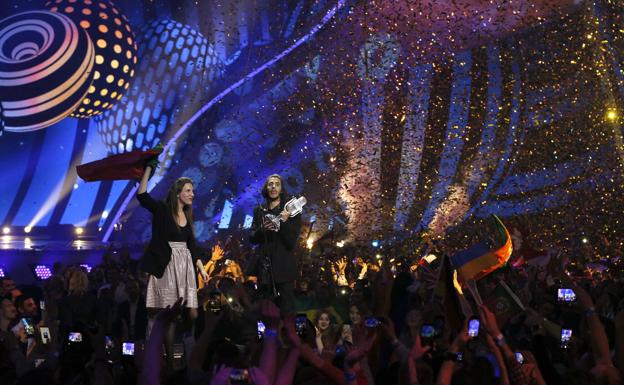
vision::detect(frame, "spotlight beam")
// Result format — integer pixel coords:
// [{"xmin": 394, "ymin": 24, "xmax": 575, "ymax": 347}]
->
[{"xmin": 102, "ymin": 0, "xmax": 347, "ymax": 242}]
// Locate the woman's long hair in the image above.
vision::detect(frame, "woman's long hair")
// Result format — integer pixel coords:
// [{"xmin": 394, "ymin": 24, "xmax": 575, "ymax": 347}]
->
[{"xmin": 165, "ymin": 177, "xmax": 194, "ymax": 233}]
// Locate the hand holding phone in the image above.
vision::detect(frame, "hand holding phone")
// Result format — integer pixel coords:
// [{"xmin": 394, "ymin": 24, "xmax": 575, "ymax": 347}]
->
[
  {"xmin": 39, "ymin": 327, "xmax": 51, "ymax": 344},
  {"xmin": 295, "ymin": 314, "xmax": 308, "ymax": 336},
  {"xmin": 257, "ymin": 321, "xmax": 266, "ymax": 339},
  {"xmin": 122, "ymin": 342, "xmax": 135, "ymax": 356},
  {"xmin": 20, "ymin": 318, "xmax": 35, "ymax": 337},
  {"xmin": 229, "ymin": 368, "xmax": 249, "ymax": 384},
  {"xmin": 468, "ymin": 318, "xmax": 480, "ymax": 338},
  {"xmin": 420, "ymin": 324, "xmax": 436, "ymax": 339},
  {"xmin": 208, "ymin": 291, "xmax": 222, "ymax": 313},
  {"xmin": 560, "ymin": 329, "xmax": 572, "ymax": 349},
  {"xmin": 557, "ymin": 288, "xmax": 576, "ymax": 303},
  {"xmin": 68, "ymin": 332, "xmax": 82, "ymax": 343},
  {"xmin": 364, "ymin": 316, "xmax": 380, "ymax": 328}
]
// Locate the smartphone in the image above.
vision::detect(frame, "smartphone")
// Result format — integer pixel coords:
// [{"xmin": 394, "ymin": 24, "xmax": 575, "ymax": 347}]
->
[
  {"xmin": 104, "ymin": 336, "xmax": 114, "ymax": 354},
  {"xmin": 122, "ymin": 342, "xmax": 135, "ymax": 356},
  {"xmin": 335, "ymin": 344, "xmax": 346, "ymax": 357},
  {"xmin": 295, "ymin": 313, "xmax": 308, "ymax": 336},
  {"xmin": 257, "ymin": 321, "xmax": 265, "ymax": 339},
  {"xmin": 39, "ymin": 326, "xmax": 51, "ymax": 344},
  {"xmin": 229, "ymin": 368, "xmax": 249, "ymax": 384},
  {"xmin": 68, "ymin": 332, "xmax": 82, "ymax": 343},
  {"xmin": 420, "ymin": 324, "xmax": 436, "ymax": 339},
  {"xmin": 39, "ymin": 300, "xmax": 45, "ymax": 311},
  {"xmin": 456, "ymin": 352, "xmax": 463, "ymax": 362},
  {"xmin": 557, "ymin": 288, "xmax": 576, "ymax": 302},
  {"xmin": 208, "ymin": 291, "xmax": 221, "ymax": 313},
  {"xmin": 364, "ymin": 316, "xmax": 380, "ymax": 328},
  {"xmin": 20, "ymin": 318, "xmax": 35, "ymax": 337},
  {"xmin": 560, "ymin": 329, "xmax": 572, "ymax": 349},
  {"xmin": 515, "ymin": 352, "xmax": 524, "ymax": 364},
  {"xmin": 468, "ymin": 318, "xmax": 480, "ymax": 338}
]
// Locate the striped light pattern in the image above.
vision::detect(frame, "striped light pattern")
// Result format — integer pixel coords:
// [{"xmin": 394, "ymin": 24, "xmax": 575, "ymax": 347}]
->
[
  {"xmin": 95, "ymin": 19, "xmax": 223, "ymax": 160},
  {"xmin": 46, "ymin": 0, "xmax": 138, "ymax": 118},
  {"xmin": 0, "ymin": 11, "xmax": 94, "ymax": 132}
]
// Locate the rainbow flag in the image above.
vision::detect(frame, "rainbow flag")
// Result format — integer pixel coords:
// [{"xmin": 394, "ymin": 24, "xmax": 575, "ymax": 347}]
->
[{"xmin": 451, "ymin": 215, "xmax": 513, "ymax": 284}]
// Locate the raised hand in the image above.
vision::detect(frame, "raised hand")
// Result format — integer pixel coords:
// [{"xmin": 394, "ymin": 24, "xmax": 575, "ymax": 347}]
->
[
  {"xmin": 249, "ymin": 367, "xmax": 270, "ymax": 385},
  {"xmin": 211, "ymin": 245, "xmax": 225, "ymax": 261},
  {"xmin": 260, "ymin": 299, "xmax": 281, "ymax": 329},
  {"xmin": 210, "ymin": 365, "xmax": 232, "ymax": 385},
  {"xmin": 155, "ymin": 297, "xmax": 185, "ymax": 325},
  {"xmin": 478, "ymin": 304, "xmax": 501, "ymax": 337},
  {"xmin": 410, "ymin": 334, "xmax": 431, "ymax": 360},
  {"xmin": 449, "ymin": 320, "xmax": 471, "ymax": 352},
  {"xmin": 336, "ymin": 257, "xmax": 348, "ymax": 274},
  {"xmin": 284, "ymin": 315, "xmax": 302, "ymax": 348}
]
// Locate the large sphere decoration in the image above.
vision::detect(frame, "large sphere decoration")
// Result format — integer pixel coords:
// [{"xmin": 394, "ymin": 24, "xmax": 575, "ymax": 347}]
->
[
  {"xmin": 46, "ymin": 0, "xmax": 138, "ymax": 118},
  {"xmin": 0, "ymin": 105, "xmax": 4, "ymax": 136},
  {"xmin": 95, "ymin": 19, "xmax": 223, "ymax": 157},
  {"xmin": 0, "ymin": 11, "xmax": 94, "ymax": 132}
]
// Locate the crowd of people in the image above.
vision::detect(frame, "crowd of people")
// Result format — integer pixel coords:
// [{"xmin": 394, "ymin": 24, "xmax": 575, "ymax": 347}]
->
[{"xmin": 0, "ymin": 231, "xmax": 622, "ymax": 385}]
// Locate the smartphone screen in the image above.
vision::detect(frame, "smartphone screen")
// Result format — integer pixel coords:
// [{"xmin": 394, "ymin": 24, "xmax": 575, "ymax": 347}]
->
[
  {"xmin": 561, "ymin": 329, "xmax": 573, "ymax": 348},
  {"xmin": 468, "ymin": 318, "xmax": 480, "ymax": 337},
  {"xmin": 39, "ymin": 300, "xmax": 45, "ymax": 311},
  {"xmin": 515, "ymin": 352, "xmax": 524, "ymax": 364},
  {"xmin": 68, "ymin": 332, "xmax": 82, "ymax": 343},
  {"xmin": 557, "ymin": 288, "xmax": 576, "ymax": 302},
  {"xmin": 420, "ymin": 324, "xmax": 436, "ymax": 338},
  {"xmin": 39, "ymin": 327, "xmax": 51, "ymax": 344},
  {"xmin": 208, "ymin": 291, "xmax": 221, "ymax": 313},
  {"xmin": 364, "ymin": 316, "xmax": 380, "ymax": 328},
  {"xmin": 257, "ymin": 321, "xmax": 265, "ymax": 339},
  {"xmin": 104, "ymin": 336, "xmax": 114, "ymax": 353},
  {"xmin": 122, "ymin": 342, "xmax": 135, "ymax": 356},
  {"xmin": 229, "ymin": 368, "xmax": 249, "ymax": 383},
  {"xmin": 295, "ymin": 314, "xmax": 307, "ymax": 336}
]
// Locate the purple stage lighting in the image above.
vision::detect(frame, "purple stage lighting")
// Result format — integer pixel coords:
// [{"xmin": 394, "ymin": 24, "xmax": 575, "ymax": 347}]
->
[
  {"xmin": 33, "ymin": 265, "xmax": 52, "ymax": 280},
  {"xmin": 80, "ymin": 264, "xmax": 92, "ymax": 273}
]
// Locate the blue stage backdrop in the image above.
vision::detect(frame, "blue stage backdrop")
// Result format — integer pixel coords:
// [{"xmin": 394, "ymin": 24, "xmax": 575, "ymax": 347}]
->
[{"xmin": 0, "ymin": 0, "xmax": 623, "ymax": 253}]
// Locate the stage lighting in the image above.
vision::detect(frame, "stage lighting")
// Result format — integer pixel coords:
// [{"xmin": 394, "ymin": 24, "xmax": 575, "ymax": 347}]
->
[
  {"xmin": 607, "ymin": 108, "xmax": 618, "ymax": 121},
  {"xmin": 2, "ymin": 227, "xmax": 9, "ymax": 235},
  {"xmin": 75, "ymin": 227, "xmax": 84, "ymax": 235},
  {"xmin": 24, "ymin": 226, "xmax": 32, "ymax": 233},
  {"xmin": 80, "ymin": 264, "xmax": 92, "ymax": 273},
  {"xmin": 32, "ymin": 265, "xmax": 53, "ymax": 280}
]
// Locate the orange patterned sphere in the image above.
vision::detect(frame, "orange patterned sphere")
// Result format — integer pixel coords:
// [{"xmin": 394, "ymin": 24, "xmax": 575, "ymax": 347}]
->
[{"xmin": 46, "ymin": 0, "xmax": 138, "ymax": 118}]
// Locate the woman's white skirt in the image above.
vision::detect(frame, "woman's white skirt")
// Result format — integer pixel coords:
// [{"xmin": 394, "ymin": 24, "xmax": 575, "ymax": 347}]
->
[{"xmin": 146, "ymin": 242, "xmax": 198, "ymax": 308}]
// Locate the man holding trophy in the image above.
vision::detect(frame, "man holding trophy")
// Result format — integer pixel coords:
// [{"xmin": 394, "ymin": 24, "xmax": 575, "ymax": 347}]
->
[{"xmin": 249, "ymin": 174, "xmax": 304, "ymax": 315}]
